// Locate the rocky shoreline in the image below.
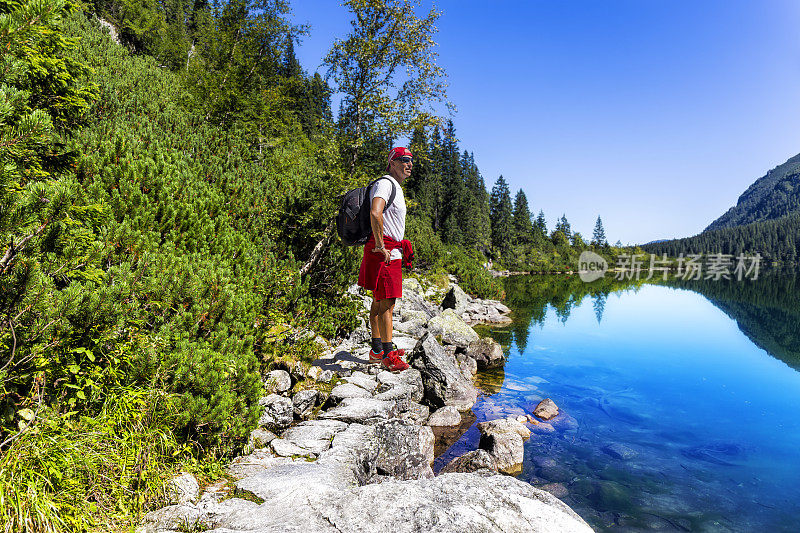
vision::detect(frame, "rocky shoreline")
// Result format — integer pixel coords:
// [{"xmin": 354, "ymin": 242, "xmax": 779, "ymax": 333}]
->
[{"xmin": 139, "ymin": 278, "xmax": 592, "ymax": 533}]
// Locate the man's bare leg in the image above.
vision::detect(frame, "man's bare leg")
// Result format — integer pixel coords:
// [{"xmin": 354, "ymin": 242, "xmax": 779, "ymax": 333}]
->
[{"xmin": 377, "ymin": 298, "xmax": 396, "ymax": 345}]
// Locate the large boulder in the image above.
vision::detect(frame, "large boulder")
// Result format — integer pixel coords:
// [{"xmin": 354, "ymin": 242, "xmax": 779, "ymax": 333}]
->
[
  {"xmin": 216, "ymin": 472, "xmax": 593, "ymax": 533},
  {"xmin": 258, "ymin": 394, "xmax": 293, "ymax": 431},
  {"xmin": 477, "ymin": 418, "xmax": 531, "ymax": 475},
  {"xmin": 407, "ymin": 333, "xmax": 478, "ymax": 410},
  {"xmin": 428, "ymin": 309, "xmax": 480, "ymax": 348},
  {"xmin": 440, "ymin": 449, "xmax": 498, "ymax": 474},
  {"xmin": 373, "ymin": 419, "xmax": 435, "ymax": 480},
  {"xmin": 466, "ymin": 337, "xmax": 506, "ymax": 369},
  {"xmin": 397, "ymin": 288, "xmax": 437, "ymax": 319},
  {"xmin": 376, "ymin": 369, "xmax": 424, "ymax": 403},
  {"xmin": 264, "ymin": 369, "xmax": 292, "ymax": 394},
  {"xmin": 441, "ymin": 284, "xmax": 469, "ymax": 315}
]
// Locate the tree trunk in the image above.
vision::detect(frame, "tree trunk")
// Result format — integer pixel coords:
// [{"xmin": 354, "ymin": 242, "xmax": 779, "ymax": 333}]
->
[{"xmin": 299, "ymin": 217, "xmax": 337, "ymax": 279}]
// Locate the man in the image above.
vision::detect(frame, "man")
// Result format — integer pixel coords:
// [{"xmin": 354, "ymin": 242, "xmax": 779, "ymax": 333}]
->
[{"xmin": 357, "ymin": 147, "xmax": 414, "ymax": 372}]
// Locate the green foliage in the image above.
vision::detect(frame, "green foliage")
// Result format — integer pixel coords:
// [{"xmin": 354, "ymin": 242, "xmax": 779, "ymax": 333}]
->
[
  {"xmin": 325, "ymin": 0, "xmax": 448, "ymax": 174},
  {"xmin": 441, "ymin": 246, "xmax": 502, "ymax": 300},
  {"xmin": 405, "ymin": 213, "xmax": 443, "ymax": 270},
  {"xmin": 0, "ymin": 389, "xmax": 187, "ymax": 532}
]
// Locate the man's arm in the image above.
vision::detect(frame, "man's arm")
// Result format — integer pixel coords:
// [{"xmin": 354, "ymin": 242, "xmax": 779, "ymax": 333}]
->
[{"xmin": 370, "ymin": 197, "xmax": 391, "ymax": 263}]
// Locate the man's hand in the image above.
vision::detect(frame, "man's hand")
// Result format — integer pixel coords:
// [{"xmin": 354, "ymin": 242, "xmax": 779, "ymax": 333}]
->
[{"xmin": 373, "ymin": 246, "xmax": 391, "ymax": 263}]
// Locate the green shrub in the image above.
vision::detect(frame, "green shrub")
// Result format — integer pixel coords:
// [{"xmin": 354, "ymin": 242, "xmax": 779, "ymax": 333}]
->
[
  {"xmin": 0, "ymin": 389, "xmax": 186, "ymax": 533},
  {"xmin": 442, "ymin": 246, "xmax": 503, "ymax": 300}
]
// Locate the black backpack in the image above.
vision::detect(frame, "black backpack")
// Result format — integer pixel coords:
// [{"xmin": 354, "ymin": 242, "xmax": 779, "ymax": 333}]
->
[{"xmin": 336, "ymin": 177, "xmax": 396, "ymax": 246}]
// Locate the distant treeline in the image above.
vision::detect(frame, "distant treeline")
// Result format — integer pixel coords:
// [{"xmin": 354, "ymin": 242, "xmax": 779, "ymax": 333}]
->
[{"xmin": 643, "ymin": 212, "xmax": 800, "ymax": 263}]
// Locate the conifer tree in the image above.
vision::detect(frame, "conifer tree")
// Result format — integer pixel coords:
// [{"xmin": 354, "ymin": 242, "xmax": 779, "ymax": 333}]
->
[
  {"xmin": 512, "ymin": 190, "xmax": 534, "ymax": 244},
  {"xmin": 535, "ymin": 210, "xmax": 548, "ymax": 238},
  {"xmin": 281, "ymin": 35, "xmax": 302, "ymax": 78},
  {"xmin": 592, "ymin": 216, "xmax": 608, "ymax": 246},
  {"xmin": 440, "ymin": 121, "xmax": 466, "ymax": 244},
  {"xmin": 490, "ymin": 175, "xmax": 513, "ymax": 255},
  {"xmin": 555, "ymin": 214, "xmax": 572, "ymax": 239}
]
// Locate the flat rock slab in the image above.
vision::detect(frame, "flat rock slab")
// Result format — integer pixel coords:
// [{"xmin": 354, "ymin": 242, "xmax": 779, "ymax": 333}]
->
[
  {"xmin": 320, "ymin": 397, "xmax": 398, "ymax": 424},
  {"xmin": 330, "ymin": 382, "xmax": 372, "ymax": 402},
  {"xmin": 225, "ymin": 450, "xmax": 298, "ymax": 480},
  {"xmin": 163, "ymin": 473, "xmax": 592, "ymax": 533},
  {"xmin": 271, "ymin": 438, "xmax": 314, "ymax": 458},
  {"xmin": 344, "ymin": 371, "xmax": 378, "ymax": 393},
  {"xmin": 281, "ymin": 420, "xmax": 348, "ymax": 455}
]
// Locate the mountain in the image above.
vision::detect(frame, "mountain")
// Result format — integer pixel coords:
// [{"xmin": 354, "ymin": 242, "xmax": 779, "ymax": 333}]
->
[{"xmin": 705, "ymin": 153, "xmax": 800, "ymax": 231}]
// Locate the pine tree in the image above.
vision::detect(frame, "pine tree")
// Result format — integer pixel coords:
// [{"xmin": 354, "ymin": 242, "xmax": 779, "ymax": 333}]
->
[
  {"xmin": 490, "ymin": 175, "xmax": 513, "ymax": 255},
  {"xmin": 281, "ymin": 35, "xmax": 302, "ymax": 78},
  {"xmin": 440, "ymin": 121, "xmax": 466, "ymax": 244},
  {"xmin": 555, "ymin": 214, "xmax": 572, "ymax": 239},
  {"xmin": 592, "ymin": 216, "xmax": 607, "ymax": 246},
  {"xmin": 512, "ymin": 190, "xmax": 534, "ymax": 244},
  {"xmin": 535, "ymin": 210, "xmax": 548, "ymax": 238}
]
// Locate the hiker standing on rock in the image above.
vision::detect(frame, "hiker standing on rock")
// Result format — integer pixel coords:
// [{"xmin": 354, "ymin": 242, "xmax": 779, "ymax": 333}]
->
[{"xmin": 358, "ymin": 147, "xmax": 415, "ymax": 372}]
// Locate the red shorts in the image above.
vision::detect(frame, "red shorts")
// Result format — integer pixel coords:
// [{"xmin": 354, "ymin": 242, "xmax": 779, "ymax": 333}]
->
[{"xmin": 358, "ymin": 248, "xmax": 402, "ymax": 300}]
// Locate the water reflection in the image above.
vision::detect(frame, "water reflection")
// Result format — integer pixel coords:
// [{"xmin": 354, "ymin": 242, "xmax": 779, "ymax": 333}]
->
[
  {"xmin": 664, "ymin": 268, "xmax": 800, "ymax": 370},
  {"xmin": 441, "ymin": 271, "xmax": 800, "ymax": 532}
]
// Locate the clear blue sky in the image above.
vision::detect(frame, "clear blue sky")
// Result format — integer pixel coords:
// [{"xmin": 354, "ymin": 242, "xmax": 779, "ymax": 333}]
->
[{"xmin": 289, "ymin": 0, "xmax": 800, "ymax": 245}]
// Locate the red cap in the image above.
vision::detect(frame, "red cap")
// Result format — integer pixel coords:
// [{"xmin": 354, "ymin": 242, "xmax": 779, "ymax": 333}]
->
[{"xmin": 386, "ymin": 147, "xmax": 413, "ymax": 171}]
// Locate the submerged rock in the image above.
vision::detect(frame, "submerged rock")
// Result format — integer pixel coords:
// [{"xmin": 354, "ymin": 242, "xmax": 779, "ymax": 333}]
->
[
  {"xmin": 533, "ymin": 398, "xmax": 559, "ymax": 420},
  {"xmin": 603, "ymin": 443, "xmax": 638, "ymax": 461}
]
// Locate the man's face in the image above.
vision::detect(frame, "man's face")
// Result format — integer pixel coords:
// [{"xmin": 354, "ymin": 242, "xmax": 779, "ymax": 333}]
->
[{"xmin": 390, "ymin": 156, "xmax": 413, "ymax": 181}]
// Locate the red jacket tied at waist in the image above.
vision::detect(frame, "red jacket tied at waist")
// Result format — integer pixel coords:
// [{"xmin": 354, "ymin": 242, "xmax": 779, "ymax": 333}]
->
[{"xmin": 358, "ymin": 235, "xmax": 414, "ymax": 294}]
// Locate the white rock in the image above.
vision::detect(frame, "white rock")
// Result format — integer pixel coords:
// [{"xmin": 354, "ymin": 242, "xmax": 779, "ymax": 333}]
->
[{"xmin": 427, "ymin": 406, "xmax": 462, "ymax": 427}]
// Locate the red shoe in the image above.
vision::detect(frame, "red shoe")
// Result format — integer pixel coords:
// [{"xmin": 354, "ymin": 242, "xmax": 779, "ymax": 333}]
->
[
  {"xmin": 382, "ymin": 351, "xmax": 409, "ymax": 372},
  {"xmin": 390, "ymin": 345, "xmax": 405, "ymax": 358},
  {"xmin": 368, "ymin": 349, "xmax": 384, "ymax": 364}
]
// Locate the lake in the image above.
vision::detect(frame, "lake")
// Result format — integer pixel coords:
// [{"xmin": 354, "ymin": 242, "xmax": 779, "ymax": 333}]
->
[{"xmin": 434, "ymin": 271, "xmax": 800, "ymax": 531}]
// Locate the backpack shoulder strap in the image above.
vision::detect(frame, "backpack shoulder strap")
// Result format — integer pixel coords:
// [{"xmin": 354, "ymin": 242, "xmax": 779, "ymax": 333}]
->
[{"xmin": 369, "ymin": 177, "xmax": 397, "ymax": 211}]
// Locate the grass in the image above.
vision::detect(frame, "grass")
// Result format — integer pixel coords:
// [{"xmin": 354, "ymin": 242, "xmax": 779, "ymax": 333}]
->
[{"xmin": 0, "ymin": 388, "xmax": 207, "ymax": 533}]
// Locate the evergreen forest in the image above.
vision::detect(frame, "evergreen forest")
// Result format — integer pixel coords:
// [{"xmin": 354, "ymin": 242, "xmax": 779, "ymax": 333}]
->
[{"xmin": 0, "ymin": 0, "xmax": 629, "ymax": 529}]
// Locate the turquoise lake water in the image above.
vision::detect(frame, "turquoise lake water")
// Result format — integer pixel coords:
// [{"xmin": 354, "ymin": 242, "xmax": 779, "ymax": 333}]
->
[{"xmin": 435, "ymin": 275, "xmax": 800, "ymax": 531}]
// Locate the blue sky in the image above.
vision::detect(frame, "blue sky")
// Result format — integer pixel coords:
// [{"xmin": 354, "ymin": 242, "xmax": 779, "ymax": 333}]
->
[{"xmin": 289, "ymin": 0, "xmax": 800, "ymax": 244}]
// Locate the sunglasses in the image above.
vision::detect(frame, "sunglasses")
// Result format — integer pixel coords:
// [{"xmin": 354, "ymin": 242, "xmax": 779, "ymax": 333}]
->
[{"xmin": 394, "ymin": 156, "xmax": 413, "ymax": 164}]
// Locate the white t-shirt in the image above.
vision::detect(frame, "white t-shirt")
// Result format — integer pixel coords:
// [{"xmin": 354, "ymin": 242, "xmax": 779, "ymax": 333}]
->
[{"xmin": 370, "ymin": 175, "xmax": 406, "ymax": 260}]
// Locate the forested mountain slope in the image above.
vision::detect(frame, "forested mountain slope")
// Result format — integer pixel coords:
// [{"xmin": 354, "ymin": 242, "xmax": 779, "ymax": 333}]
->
[{"xmin": 706, "ymin": 152, "xmax": 800, "ymax": 231}]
